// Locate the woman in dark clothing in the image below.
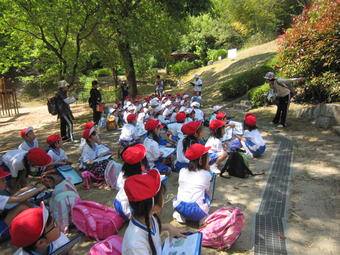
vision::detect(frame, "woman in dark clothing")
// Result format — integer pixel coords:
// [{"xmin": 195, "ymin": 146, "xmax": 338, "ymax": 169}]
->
[
  {"xmin": 55, "ymin": 80, "xmax": 77, "ymax": 142},
  {"xmin": 89, "ymin": 80, "xmax": 102, "ymax": 125}
]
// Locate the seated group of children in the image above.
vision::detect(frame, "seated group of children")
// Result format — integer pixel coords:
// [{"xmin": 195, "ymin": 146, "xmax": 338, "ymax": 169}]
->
[{"xmin": 0, "ymin": 92, "xmax": 266, "ymax": 254}]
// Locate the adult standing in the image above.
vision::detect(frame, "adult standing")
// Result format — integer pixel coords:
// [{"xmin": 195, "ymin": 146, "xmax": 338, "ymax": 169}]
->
[
  {"xmin": 89, "ymin": 80, "xmax": 102, "ymax": 125},
  {"xmin": 120, "ymin": 80, "xmax": 128, "ymax": 104},
  {"xmin": 192, "ymin": 74, "xmax": 202, "ymax": 96},
  {"xmin": 264, "ymin": 72, "xmax": 304, "ymax": 128},
  {"xmin": 55, "ymin": 80, "xmax": 77, "ymax": 141},
  {"xmin": 155, "ymin": 75, "xmax": 164, "ymax": 97}
]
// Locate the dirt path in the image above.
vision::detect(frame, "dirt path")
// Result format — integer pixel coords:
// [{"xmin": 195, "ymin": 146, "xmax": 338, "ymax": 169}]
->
[{"xmin": 1, "ymin": 102, "xmax": 339, "ymax": 255}]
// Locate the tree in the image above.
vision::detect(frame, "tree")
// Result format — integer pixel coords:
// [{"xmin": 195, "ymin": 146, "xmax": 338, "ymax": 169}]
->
[{"xmin": 0, "ymin": 0, "xmax": 100, "ymax": 84}]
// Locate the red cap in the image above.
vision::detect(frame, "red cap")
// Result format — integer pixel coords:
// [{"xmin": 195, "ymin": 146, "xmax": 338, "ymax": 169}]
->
[
  {"xmin": 185, "ymin": 143, "xmax": 211, "ymax": 161},
  {"xmin": 216, "ymin": 112, "xmax": 227, "ymax": 120},
  {"xmin": 82, "ymin": 127, "xmax": 95, "ymax": 139},
  {"xmin": 0, "ymin": 167, "xmax": 10, "ymax": 179},
  {"xmin": 122, "ymin": 144, "xmax": 146, "ymax": 164},
  {"xmin": 209, "ymin": 119, "xmax": 227, "ymax": 131},
  {"xmin": 132, "ymin": 99, "xmax": 138, "ymax": 103},
  {"xmin": 181, "ymin": 120, "xmax": 202, "ymax": 135},
  {"xmin": 125, "ymin": 96, "xmax": 131, "ymax": 100},
  {"xmin": 83, "ymin": 122, "xmax": 95, "ymax": 130},
  {"xmin": 46, "ymin": 134, "xmax": 62, "ymax": 145},
  {"xmin": 27, "ymin": 148, "xmax": 52, "ymax": 167},
  {"xmin": 20, "ymin": 127, "xmax": 33, "ymax": 138},
  {"xmin": 145, "ymin": 119, "xmax": 163, "ymax": 131},
  {"xmin": 10, "ymin": 202, "xmax": 49, "ymax": 248},
  {"xmin": 244, "ymin": 113, "xmax": 256, "ymax": 127},
  {"xmin": 144, "ymin": 96, "xmax": 150, "ymax": 101},
  {"xmin": 127, "ymin": 114, "xmax": 137, "ymax": 123},
  {"xmin": 124, "ymin": 169, "xmax": 161, "ymax": 202},
  {"xmin": 176, "ymin": 93, "xmax": 181, "ymax": 97},
  {"xmin": 176, "ymin": 112, "xmax": 186, "ymax": 123}
]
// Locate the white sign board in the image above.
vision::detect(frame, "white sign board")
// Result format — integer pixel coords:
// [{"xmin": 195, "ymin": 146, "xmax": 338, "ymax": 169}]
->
[{"xmin": 228, "ymin": 48, "xmax": 237, "ymax": 59}]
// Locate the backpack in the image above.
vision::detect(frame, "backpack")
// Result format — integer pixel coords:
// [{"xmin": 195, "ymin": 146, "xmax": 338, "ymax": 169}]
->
[
  {"xmin": 104, "ymin": 160, "xmax": 122, "ymax": 190},
  {"xmin": 221, "ymin": 151, "xmax": 254, "ymax": 178},
  {"xmin": 88, "ymin": 235, "xmax": 123, "ymax": 255},
  {"xmin": 72, "ymin": 198, "xmax": 125, "ymax": 241},
  {"xmin": 47, "ymin": 96, "xmax": 58, "ymax": 115},
  {"xmin": 199, "ymin": 207, "xmax": 245, "ymax": 250}
]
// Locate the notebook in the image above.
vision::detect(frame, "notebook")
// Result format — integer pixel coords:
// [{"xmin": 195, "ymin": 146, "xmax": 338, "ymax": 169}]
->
[
  {"xmin": 162, "ymin": 232, "xmax": 202, "ymax": 255},
  {"xmin": 50, "ymin": 235, "xmax": 81, "ymax": 255},
  {"xmin": 160, "ymin": 146, "xmax": 175, "ymax": 158}
]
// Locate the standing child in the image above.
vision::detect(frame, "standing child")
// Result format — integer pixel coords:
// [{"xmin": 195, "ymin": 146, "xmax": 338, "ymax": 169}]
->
[
  {"xmin": 173, "ymin": 143, "xmax": 212, "ymax": 224},
  {"xmin": 122, "ymin": 169, "xmax": 185, "ymax": 255},
  {"xmin": 46, "ymin": 134, "xmax": 70, "ymax": 167},
  {"xmin": 9, "ymin": 202, "xmax": 72, "ymax": 255},
  {"xmin": 18, "ymin": 127, "xmax": 39, "ymax": 151},
  {"xmin": 143, "ymin": 120, "xmax": 172, "ymax": 175},
  {"xmin": 237, "ymin": 114, "xmax": 266, "ymax": 157},
  {"xmin": 114, "ymin": 144, "xmax": 147, "ymax": 220}
]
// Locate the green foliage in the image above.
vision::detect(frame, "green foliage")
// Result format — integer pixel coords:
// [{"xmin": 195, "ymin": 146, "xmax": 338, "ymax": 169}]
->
[
  {"xmin": 277, "ymin": 0, "xmax": 340, "ymax": 103},
  {"xmin": 248, "ymin": 83, "xmax": 270, "ymax": 107},
  {"xmin": 169, "ymin": 61, "xmax": 196, "ymax": 77},
  {"xmin": 220, "ymin": 65, "xmax": 274, "ymax": 99},
  {"xmin": 207, "ymin": 49, "xmax": 227, "ymax": 61},
  {"xmin": 90, "ymin": 68, "xmax": 112, "ymax": 78}
]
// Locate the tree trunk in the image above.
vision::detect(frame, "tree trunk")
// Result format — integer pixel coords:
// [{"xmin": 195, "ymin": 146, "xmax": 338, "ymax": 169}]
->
[
  {"xmin": 117, "ymin": 40, "xmax": 137, "ymax": 98},
  {"xmin": 111, "ymin": 67, "xmax": 118, "ymax": 88}
]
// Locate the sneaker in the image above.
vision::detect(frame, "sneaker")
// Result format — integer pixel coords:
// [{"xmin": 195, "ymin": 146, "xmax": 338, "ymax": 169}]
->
[
  {"xmin": 277, "ymin": 124, "xmax": 285, "ymax": 128},
  {"xmin": 173, "ymin": 211, "xmax": 186, "ymax": 224},
  {"xmin": 210, "ymin": 164, "xmax": 221, "ymax": 174}
]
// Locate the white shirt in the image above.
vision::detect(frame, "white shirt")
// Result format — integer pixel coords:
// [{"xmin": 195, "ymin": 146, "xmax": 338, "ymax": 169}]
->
[
  {"xmin": 18, "ymin": 139, "xmax": 39, "ymax": 151},
  {"xmin": 184, "ymin": 117, "xmax": 193, "ymax": 124},
  {"xmin": 162, "ymin": 108, "xmax": 172, "ymax": 119},
  {"xmin": 167, "ymin": 123, "xmax": 184, "ymax": 138},
  {"xmin": 2, "ymin": 150, "xmax": 27, "ymax": 178},
  {"xmin": 47, "ymin": 148, "xmax": 68, "ymax": 163},
  {"xmin": 243, "ymin": 129, "xmax": 265, "ymax": 151},
  {"xmin": 177, "ymin": 168, "xmax": 211, "ymax": 203},
  {"xmin": 13, "ymin": 232, "xmax": 70, "ymax": 255},
  {"xmin": 143, "ymin": 137, "xmax": 160, "ymax": 168},
  {"xmin": 114, "ymin": 176, "xmax": 131, "ymax": 219},
  {"xmin": 122, "ymin": 216, "xmax": 162, "ymax": 255},
  {"xmin": 176, "ymin": 137, "xmax": 189, "ymax": 163},
  {"xmin": 137, "ymin": 112, "xmax": 146, "ymax": 124},
  {"xmin": 209, "ymin": 113, "xmax": 217, "ymax": 124},
  {"xmin": 157, "ymin": 115, "xmax": 170, "ymax": 124},
  {"xmin": 119, "ymin": 124, "xmax": 137, "ymax": 142},
  {"xmin": 169, "ymin": 112, "xmax": 177, "ymax": 123},
  {"xmin": 194, "ymin": 78, "xmax": 203, "ymax": 92},
  {"xmin": 79, "ymin": 143, "xmax": 98, "ymax": 167},
  {"xmin": 205, "ymin": 136, "xmax": 223, "ymax": 154},
  {"xmin": 194, "ymin": 108, "xmax": 204, "ymax": 121},
  {"xmin": 0, "ymin": 194, "xmax": 10, "ymax": 211}
]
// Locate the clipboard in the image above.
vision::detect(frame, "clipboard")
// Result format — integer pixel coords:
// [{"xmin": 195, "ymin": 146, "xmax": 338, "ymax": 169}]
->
[{"xmin": 50, "ymin": 234, "xmax": 81, "ymax": 255}]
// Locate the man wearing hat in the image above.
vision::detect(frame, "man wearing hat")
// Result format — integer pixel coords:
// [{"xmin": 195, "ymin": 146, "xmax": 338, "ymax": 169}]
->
[
  {"xmin": 55, "ymin": 80, "xmax": 77, "ymax": 142},
  {"xmin": 191, "ymin": 74, "xmax": 203, "ymax": 96},
  {"xmin": 264, "ymin": 72, "xmax": 304, "ymax": 128}
]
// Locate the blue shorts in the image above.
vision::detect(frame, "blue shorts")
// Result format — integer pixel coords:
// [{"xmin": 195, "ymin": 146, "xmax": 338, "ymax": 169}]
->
[
  {"xmin": 172, "ymin": 135, "xmax": 180, "ymax": 142},
  {"xmin": 174, "ymin": 161, "xmax": 188, "ymax": 172},
  {"xmin": 208, "ymin": 153, "xmax": 218, "ymax": 165},
  {"xmin": 174, "ymin": 193, "xmax": 211, "ymax": 222},
  {"xmin": 154, "ymin": 162, "xmax": 170, "ymax": 174},
  {"xmin": 245, "ymin": 140, "xmax": 266, "ymax": 156}
]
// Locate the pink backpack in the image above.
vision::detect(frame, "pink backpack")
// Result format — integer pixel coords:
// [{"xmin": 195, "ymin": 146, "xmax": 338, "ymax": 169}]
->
[
  {"xmin": 104, "ymin": 160, "xmax": 122, "ymax": 190},
  {"xmin": 88, "ymin": 235, "xmax": 123, "ymax": 255},
  {"xmin": 72, "ymin": 198, "xmax": 125, "ymax": 241},
  {"xmin": 199, "ymin": 207, "xmax": 245, "ymax": 250}
]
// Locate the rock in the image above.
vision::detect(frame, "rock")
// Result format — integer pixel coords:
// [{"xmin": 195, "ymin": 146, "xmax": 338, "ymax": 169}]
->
[{"xmin": 315, "ymin": 116, "xmax": 332, "ymax": 129}]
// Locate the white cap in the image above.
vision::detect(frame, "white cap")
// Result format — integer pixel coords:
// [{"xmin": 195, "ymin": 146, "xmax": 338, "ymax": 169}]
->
[
  {"xmin": 164, "ymin": 101, "xmax": 172, "ymax": 107},
  {"xmin": 154, "ymin": 105, "xmax": 163, "ymax": 113},
  {"xmin": 194, "ymin": 74, "xmax": 199, "ymax": 79},
  {"xmin": 58, "ymin": 80, "xmax": 69, "ymax": 88},
  {"xmin": 213, "ymin": 105, "xmax": 222, "ymax": 112},
  {"xmin": 186, "ymin": 108, "xmax": 194, "ymax": 114},
  {"xmin": 191, "ymin": 102, "xmax": 200, "ymax": 108},
  {"xmin": 179, "ymin": 106, "xmax": 187, "ymax": 112},
  {"xmin": 264, "ymin": 72, "xmax": 275, "ymax": 80},
  {"xmin": 183, "ymin": 94, "xmax": 189, "ymax": 99}
]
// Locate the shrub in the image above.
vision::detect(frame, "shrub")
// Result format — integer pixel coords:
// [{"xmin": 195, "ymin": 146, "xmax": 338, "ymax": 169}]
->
[
  {"xmin": 169, "ymin": 61, "xmax": 196, "ymax": 77},
  {"xmin": 220, "ymin": 65, "xmax": 273, "ymax": 100},
  {"xmin": 90, "ymin": 68, "xmax": 112, "ymax": 77},
  {"xmin": 248, "ymin": 83, "xmax": 270, "ymax": 107},
  {"xmin": 207, "ymin": 49, "xmax": 228, "ymax": 61},
  {"xmin": 277, "ymin": 0, "xmax": 340, "ymax": 103}
]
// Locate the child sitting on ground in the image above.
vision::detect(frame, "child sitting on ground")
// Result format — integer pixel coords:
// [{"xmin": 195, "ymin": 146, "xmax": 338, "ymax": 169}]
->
[
  {"xmin": 209, "ymin": 105, "xmax": 222, "ymax": 124},
  {"xmin": 114, "ymin": 144, "xmax": 148, "ymax": 220},
  {"xmin": 41, "ymin": 170, "xmax": 79, "ymax": 233},
  {"xmin": 173, "ymin": 143, "xmax": 212, "ymax": 224},
  {"xmin": 10, "ymin": 202, "xmax": 73, "ymax": 255},
  {"xmin": 0, "ymin": 168, "xmax": 46, "ymax": 235},
  {"xmin": 122, "ymin": 169, "xmax": 185, "ymax": 254},
  {"xmin": 18, "ymin": 127, "xmax": 39, "ymax": 151},
  {"xmin": 2, "ymin": 148, "xmax": 51, "ymax": 192},
  {"xmin": 237, "ymin": 114, "xmax": 266, "ymax": 157},
  {"xmin": 46, "ymin": 134, "xmax": 71, "ymax": 167},
  {"xmin": 205, "ymin": 119, "xmax": 229, "ymax": 174},
  {"xmin": 143, "ymin": 120, "xmax": 172, "ymax": 176},
  {"xmin": 119, "ymin": 114, "xmax": 139, "ymax": 148},
  {"xmin": 167, "ymin": 111, "xmax": 186, "ymax": 143}
]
